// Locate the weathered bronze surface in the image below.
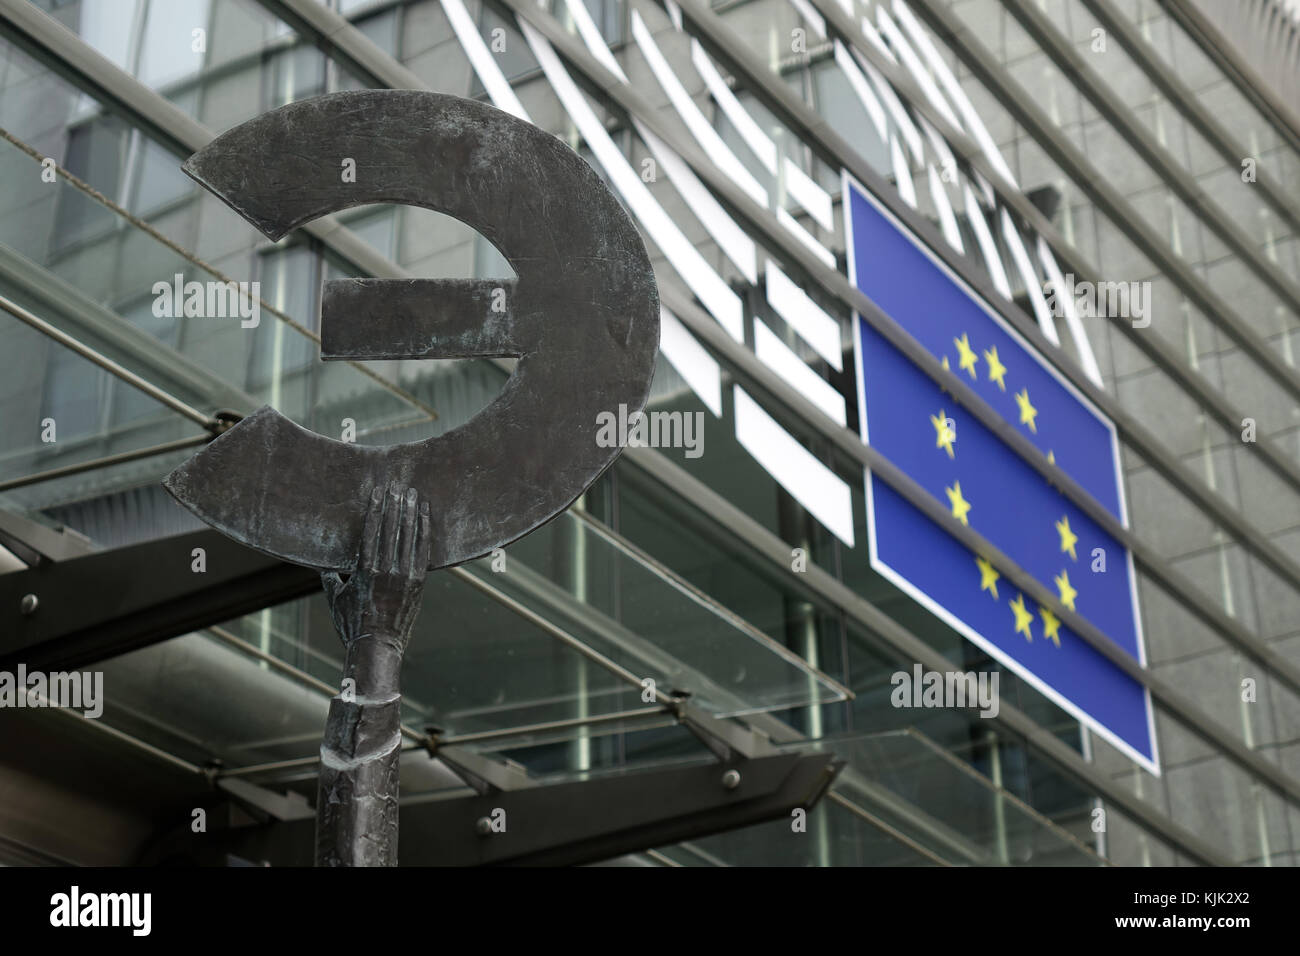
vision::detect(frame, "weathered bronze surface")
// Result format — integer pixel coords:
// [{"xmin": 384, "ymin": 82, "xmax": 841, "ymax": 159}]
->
[
  {"xmin": 164, "ymin": 89, "xmax": 660, "ymax": 572},
  {"xmin": 161, "ymin": 91, "xmax": 659, "ymax": 865},
  {"xmin": 315, "ymin": 483, "xmax": 430, "ymax": 867}
]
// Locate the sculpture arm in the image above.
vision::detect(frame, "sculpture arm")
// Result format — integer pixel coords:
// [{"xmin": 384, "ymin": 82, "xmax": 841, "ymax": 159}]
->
[{"xmin": 315, "ymin": 485, "xmax": 430, "ymax": 867}]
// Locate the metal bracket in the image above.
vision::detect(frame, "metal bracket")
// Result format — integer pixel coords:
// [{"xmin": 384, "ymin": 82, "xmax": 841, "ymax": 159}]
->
[
  {"xmin": 212, "ymin": 749, "xmax": 843, "ymax": 866},
  {"xmin": 670, "ymin": 696, "xmax": 775, "ymax": 763},
  {"xmin": 0, "ymin": 510, "xmax": 95, "ymax": 568},
  {"xmin": 216, "ymin": 777, "xmax": 315, "ymax": 823},
  {"xmin": 0, "ymin": 528, "xmax": 319, "ymax": 672},
  {"xmin": 423, "ymin": 735, "xmax": 536, "ymax": 795}
]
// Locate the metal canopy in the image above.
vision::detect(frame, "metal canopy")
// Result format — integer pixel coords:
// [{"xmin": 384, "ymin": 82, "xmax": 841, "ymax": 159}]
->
[
  {"xmin": 0, "ymin": 528, "xmax": 318, "ymax": 673},
  {"xmin": 206, "ymin": 752, "xmax": 843, "ymax": 867}
]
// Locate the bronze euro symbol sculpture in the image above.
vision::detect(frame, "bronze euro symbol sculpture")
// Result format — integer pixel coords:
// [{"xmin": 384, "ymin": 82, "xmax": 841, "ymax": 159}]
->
[{"xmin": 162, "ymin": 90, "xmax": 660, "ymax": 866}]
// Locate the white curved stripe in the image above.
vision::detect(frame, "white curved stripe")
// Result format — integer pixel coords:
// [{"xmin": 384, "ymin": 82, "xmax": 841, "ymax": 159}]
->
[
  {"xmin": 1036, "ymin": 236, "xmax": 1103, "ymax": 385},
  {"xmin": 783, "ymin": 158, "xmax": 835, "ymax": 231},
  {"xmin": 999, "ymin": 207, "xmax": 1059, "ymax": 345},
  {"xmin": 636, "ymin": 120, "xmax": 759, "ymax": 284},
  {"xmin": 754, "ymin": 317, "xmax": 847, "ymax": 425},
  {"xmin": 660, "ymin": 306, "xmax": 723, "ymax": 417},
  {"xmin": 734, "ymin": 386, "xmax": 856, "ymax": 547},
  {"xmin": 521, "ymin": 21, "xmax": 745, "ymax": 342},
  {"xmin": 691, "ymin": 39, "xmax": 778, "ymax": 173},
  {"xmin": 963, "ymin": 183, "xmax": 1013, "ymax": 299},
  {"xmin": 851, "ymin": 44, "xmax": 924, "ymax": 163},
  {"xmin": 765, "ymin": 260, "xmax": 843, "ymax": 370},
  {"xmin": 562, "ymin": 0, "xmax": 625, "ymax": 80},
  {"xmin": 559, "ymin": 0, "xmax": 757, "ymax": 283},
  {"xmin": 919, "ymin": 117, "xmax": 956, "ymax": 173},
  {"xmin": 875, "ymin": 5, "xmax": 961, "ymax": 131},
  {"xmin": 789, "ymin": 0, "xmax": 828, "ymax": 39},
  {"xmin": 630, "ymin": 10, "xmax": 769, "ymax": 208},
  {"xmin": 777, "ymin": 208, "xmax": 838, "ymax": 269},
  {"xmin": 859, "ymin": 13, "xmax": 897, "ymax": 64},
  {"xmin": 891, "ymin": 0, "xmax": 1018, "ymax": 189},
  {"xmin": 439, "ymin": 0, "xmax": 529, "ymax": 120},
  {"xmin": 927, "ymin": 163, "xmax": 964, "ymax": 253},
  {"xmin": 666, "ymin": 0, "xmax": 682, "ymax": 30},
  {"xmin": 918, "ymin": 118, "xmax": 961, "ymax": 250},
  {"xmin": 691, "ymin": 43, "xmax": 837, "ymax": 241},
  {"xmin": 834, "ymin": 39, "xmax": 888, "ymax": 142},
  {"xmin": 889, "ymin": 134, "xmax": 917, "ymax": 208}
]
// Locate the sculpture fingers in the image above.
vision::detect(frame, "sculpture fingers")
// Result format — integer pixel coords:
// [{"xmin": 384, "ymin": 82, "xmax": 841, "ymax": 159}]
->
[
  {"xmin": 320, "ymin": 570, "xmax": 344, "ymax": 601},
  {"xmin": 411, "ymin": 500, "xmax": 432, "ymax": 586},
  {"xmin": 358, "ymin": 484, "xmax": 385, "ymax": 574},
  {"xmin": 398, "ymin": 487, "xmax": 419, "ymax": 578},
  {"xmin": 376, "ymin": 481, "xmax": 402, "ymax": 575}
]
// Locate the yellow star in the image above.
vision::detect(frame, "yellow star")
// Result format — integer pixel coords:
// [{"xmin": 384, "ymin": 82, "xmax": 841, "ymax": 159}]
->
[
  {"xmin": 984, "ymin": 345, "xmax": 1007, "ymax": 391},
  {"xmin": 954, "ymin": 333, "xmax": 979, "ymax": 378},
  {"xmin": 1047, "ymin": 449, "xmax": 1055, "ymax": 465},
  {"xmin": 1055, "ymin": 515, "xmax": 1078, "ymax": 561},
  {"xmin": 931, "ymin": 409, "xmax": 956, "ymax": 458},
  {"xmin": 1015, "ymin": 387, "xmax": 1038, "ymax": 433},
  {"xmin": 976, "ymin": 556, "xmax": 1000, "ymax": 599},
  {"xmin": 1054, "ymin": 569, "xmax": 1078, "ymax": 612},
  {"xmin": 1010, "ymin": 593, "xmax": 1034, "ymax": 641},
  {"xmin": 1040, "ymin": 607, "xmax": 1062, "ymax": 647},
  {"xmin": 946, "ymin": 480, "xmax": 972, "ymax": 526}
]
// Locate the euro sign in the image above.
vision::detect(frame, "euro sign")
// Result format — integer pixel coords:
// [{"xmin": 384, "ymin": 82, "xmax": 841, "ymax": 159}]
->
[{"xmin": 163, "ymin": 91, "xmax": 659, "ymax": 571}]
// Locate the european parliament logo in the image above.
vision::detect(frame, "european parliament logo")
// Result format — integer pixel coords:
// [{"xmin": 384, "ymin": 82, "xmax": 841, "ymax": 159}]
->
[{"xmin": 844, "ymin": 174, "xmax": 1158, "ymax": 772}]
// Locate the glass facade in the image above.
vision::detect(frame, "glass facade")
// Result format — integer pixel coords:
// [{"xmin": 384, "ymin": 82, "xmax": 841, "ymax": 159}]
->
[{"xmin": 0, "ymin": 0, "xmax": 1297, "ymax": 866}]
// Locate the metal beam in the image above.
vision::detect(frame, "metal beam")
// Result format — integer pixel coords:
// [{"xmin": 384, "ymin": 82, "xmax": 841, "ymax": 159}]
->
[
  {"xmin": 23, "ymin": 0, "xmax": 1297, "ymax": 702},
  {"xmin": 261, "ymin": 0, "xmax": 428, "ymax": 92},
  {"xmin": 895, "ymin": 0, "xmax": 1300, "ymax": 460},
  {"xmin": 0, "ymin": 0, "xmax": 397, "ymax": 283},
  {"xmin": 473, "ymin": 0, "xmax": 1300, "ymax": 805},
  {"xmin": 0, "ymin": 528, "xmax": 319, "ymax": 672},
  {"xmin": 216, "ymin": 750, "xmax": 843, "ymax": 866},
  {"xmin": 614, "ymin": 0, "xmax": 1300, "ymax": 626},
  {"xmin": 620, "ymin": 318, "xmax": 1300, "ymax": 809},
  {"xmin": 677, "ymin": 0, "xmax": 1300, "ymax": 464},
  {"xmin": 252, "ymin": 0, "xmax": 1239, "ymax": 862},
  {"xmin": 0, "ymin": 293, "xmax": 218, "ymax": 430},
  {"xmin": 659, "ymin": 0, "xmax": 1300, "ymax": 545},
  {"xmin": 1078, "ymin": 0, "xmax": 1300, "ymax": 236},
  {"xmin": 647, "ymin": 0, "xmax": 1300, "ymax": 613},
  {"xmin": 659, "ymin": 282, "xmax": 1300, "ymax": 699},
  {"xmin": 1156, "ymin": 0, "xmax": 1300, "ymax": 156},
  {"xmin": 999, "ymin": 0, "xmax": 1300, "ymax": 337},
  {"xmin": 0, "ymin": 510, "xmax": 93, "ymax": 565},
  {"xmin": 0, "ymin": 0, "xmax": 1244, "ymax": 863},
  {"xmin": 396, "ymin": 0, "xmax": 1300, "ymax": 724},
  {"xmin": 615, "ymin": 438, "xmax": 1231, "ymax": 865},
  {"xmin": 0, "ymin": 240, "xmax": 257, "ymax": 422},
  {"xmin": 0, "ymin": 434, "xmax": 212, "ymax": 494}
]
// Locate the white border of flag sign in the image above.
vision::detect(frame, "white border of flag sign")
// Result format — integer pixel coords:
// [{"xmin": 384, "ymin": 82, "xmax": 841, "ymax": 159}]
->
[{"xmin": 843, "ymin": 170, "xmax": 1159, "ymax": 774}]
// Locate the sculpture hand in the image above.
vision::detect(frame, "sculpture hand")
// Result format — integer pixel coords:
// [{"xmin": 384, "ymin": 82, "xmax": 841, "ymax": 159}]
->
[
  {"xmin": 320, "ymin": 482, "xmax": 431, "ymax": 654},
  {"xmin": 314, "ymin": 483, "xmax": 429, "ymax": 868}
]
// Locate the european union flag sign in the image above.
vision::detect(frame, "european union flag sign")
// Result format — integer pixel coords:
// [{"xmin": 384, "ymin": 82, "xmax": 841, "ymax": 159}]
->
[{"xmin": 843, "ymin": 174, "xmax": 1158, "ymax": 772}]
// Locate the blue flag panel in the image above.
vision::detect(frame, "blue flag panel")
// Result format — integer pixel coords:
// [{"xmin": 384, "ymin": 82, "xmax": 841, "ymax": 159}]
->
[{"xmin": 843, "ymin": 174, "xmax": 1158, "ymax": 771}]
